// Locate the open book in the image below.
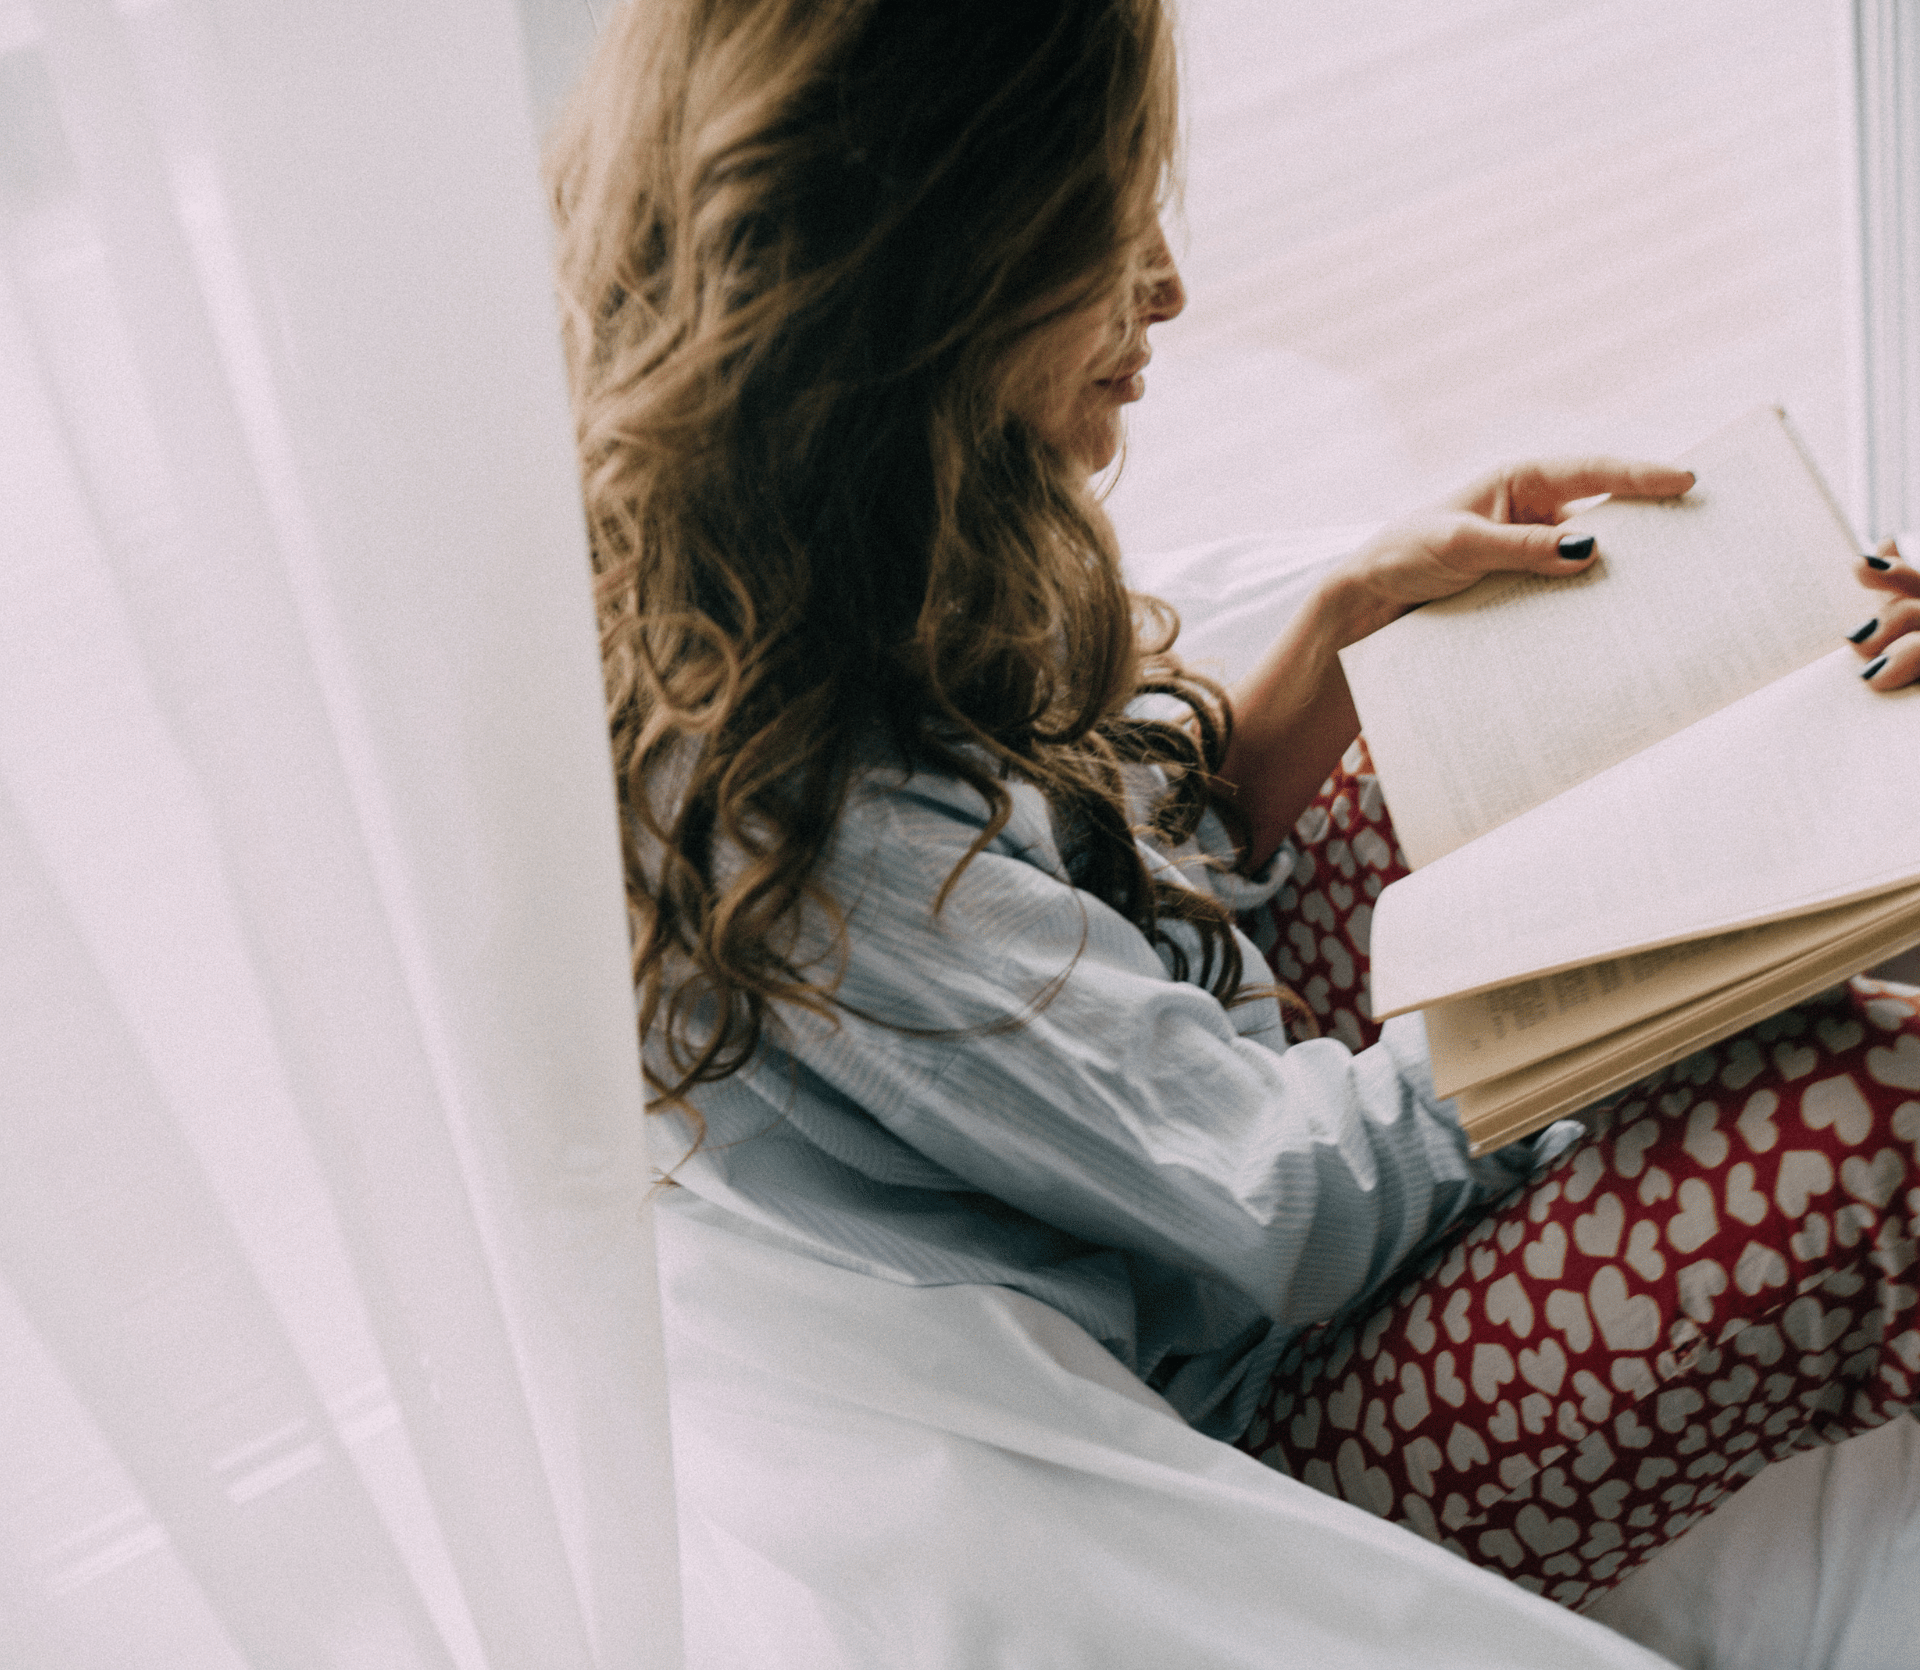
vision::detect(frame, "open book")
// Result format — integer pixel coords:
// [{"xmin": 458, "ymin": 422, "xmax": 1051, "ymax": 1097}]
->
[{"xmin": 1338, "ymin": 407, "xmax": 1920, "ymax": 1154}]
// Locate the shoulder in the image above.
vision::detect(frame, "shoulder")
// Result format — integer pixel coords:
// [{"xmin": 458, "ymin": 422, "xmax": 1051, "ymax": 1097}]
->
[
  {"xmin": 804, "ymin": 752, "xmax": 1183, "ymax": 1017},
  {"xmin": 835, "ymin": 749, "xmax": 1071, "ymax": 888}
]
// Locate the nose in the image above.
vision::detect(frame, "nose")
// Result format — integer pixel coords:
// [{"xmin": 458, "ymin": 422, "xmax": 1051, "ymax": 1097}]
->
[{"xmin": 1142, "ymin": 221, "xmax": 1186, "ymax": 325}]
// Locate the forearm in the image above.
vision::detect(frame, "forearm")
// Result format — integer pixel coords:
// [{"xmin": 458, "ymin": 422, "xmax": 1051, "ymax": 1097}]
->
[{"xmin": 1214, "ymin": 571, "xmax": 1387, "ymax": 871}]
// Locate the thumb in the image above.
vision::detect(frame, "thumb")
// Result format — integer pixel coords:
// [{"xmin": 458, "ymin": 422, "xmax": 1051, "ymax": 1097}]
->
[{"xmin": 1449, "ymin": 516, "xmax": 1598, "ymax": 577}]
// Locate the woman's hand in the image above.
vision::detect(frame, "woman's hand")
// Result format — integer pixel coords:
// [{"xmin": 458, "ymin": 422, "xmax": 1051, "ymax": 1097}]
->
[
  {"xmin": 1216, "ymin": 457, "xmax": 1695, "ymax": 870},
  {"xmin": 1327, "ymin": 458, "xmax": 1698, "ymax": 646},
  {"xmin": 1851, "ymin": 538, "xmax": 1920, "ymax": 691}
]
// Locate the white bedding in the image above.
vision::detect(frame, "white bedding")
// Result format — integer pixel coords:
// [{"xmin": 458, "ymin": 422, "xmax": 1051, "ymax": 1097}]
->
[{"xmin": 657, "ymin": 528, "xmax": 1920, "ymax": 1669}]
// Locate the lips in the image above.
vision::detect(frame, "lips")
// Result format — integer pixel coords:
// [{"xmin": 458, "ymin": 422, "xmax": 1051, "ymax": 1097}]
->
[{"xmin": 1095, "ymin": 354, "xmax": 1150, "ymax": 403}]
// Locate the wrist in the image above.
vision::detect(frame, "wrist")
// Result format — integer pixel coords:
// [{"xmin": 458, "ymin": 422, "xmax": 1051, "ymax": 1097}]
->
[{"xmin": 1317, "ymin": 556, "xmax": 1408, "ymax": 649}]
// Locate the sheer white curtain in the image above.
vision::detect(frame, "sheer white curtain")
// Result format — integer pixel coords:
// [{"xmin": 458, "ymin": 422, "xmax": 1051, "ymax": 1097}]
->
[{"xmin": 0, "ymin": 1, "xmax": 679, "ymax": 1665}]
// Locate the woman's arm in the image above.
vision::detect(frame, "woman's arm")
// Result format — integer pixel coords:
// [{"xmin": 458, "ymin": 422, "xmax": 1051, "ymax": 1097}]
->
[{"xmin": 1215, "ymin": 458, "xmax": 1696, "ymax": 868}]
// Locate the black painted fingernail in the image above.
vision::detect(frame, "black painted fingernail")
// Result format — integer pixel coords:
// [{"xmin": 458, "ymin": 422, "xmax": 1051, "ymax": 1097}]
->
[
  {"xmin": 1848, "ymin": 617, "xmax": 1880, "ymax": 644},
  {"xmin": 1866, "ymin": 554, "xmax": 1894, "ymax": 571},
  {"xmin": 1863, "ymin": 655, "xmax": 1889, "ymax": 679},
  {"xmin": 1558, "ymin": 533, "xmax": 1595, "ymax": 561}
]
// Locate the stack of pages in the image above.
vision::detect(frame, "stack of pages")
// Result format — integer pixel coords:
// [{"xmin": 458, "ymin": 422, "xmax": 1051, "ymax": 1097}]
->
[{"xmin": 1341, "ymin": 407, "xmax": 1920, "ymax": 1154}]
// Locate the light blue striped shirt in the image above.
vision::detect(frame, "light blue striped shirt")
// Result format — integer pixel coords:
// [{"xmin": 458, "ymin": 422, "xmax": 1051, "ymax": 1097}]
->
[{"xmin": 656, "ymin": 754, "xmax": 1555, "ymax": 1440}]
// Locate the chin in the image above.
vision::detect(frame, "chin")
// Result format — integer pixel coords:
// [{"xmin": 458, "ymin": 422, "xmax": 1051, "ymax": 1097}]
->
[{"xmin": 1075, "ymin": 421, "xmax": 1124, "ymax": 475}]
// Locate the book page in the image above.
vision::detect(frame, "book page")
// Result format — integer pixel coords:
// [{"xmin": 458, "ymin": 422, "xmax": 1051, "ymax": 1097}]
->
[
  {"xmin": 1424, "ymin": 890, "xmax": 1916, "ymax": 1098},
  {"xmin": 1369, "ymin": 650, "xmax": 1920, "ymax": 1017},
  {"xmin": 1452, "ymin": 890, "xmax": 1920, "ymax": 1154},
  {"xmin": 1339, "ymin": 408, "xmax": 1863, "ymax": 867}
]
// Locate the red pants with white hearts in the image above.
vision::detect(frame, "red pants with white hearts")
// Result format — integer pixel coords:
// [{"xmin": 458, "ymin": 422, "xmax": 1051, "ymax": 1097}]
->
[{"xmin": 1235, "ymin": 740, "xmax": 1920, "ymax": 1610}]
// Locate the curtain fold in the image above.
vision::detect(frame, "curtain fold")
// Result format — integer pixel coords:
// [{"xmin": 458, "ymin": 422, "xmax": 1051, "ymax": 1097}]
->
[{"xmin": 0, "ymin": 2, "xmax": 679, "ymax": 1665}]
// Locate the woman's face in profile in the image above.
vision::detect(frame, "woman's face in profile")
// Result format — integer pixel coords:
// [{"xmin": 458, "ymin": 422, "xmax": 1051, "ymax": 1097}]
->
[{"xmin": 1019, "ymin": 220, "xmax": 1186, "ymax": 474}]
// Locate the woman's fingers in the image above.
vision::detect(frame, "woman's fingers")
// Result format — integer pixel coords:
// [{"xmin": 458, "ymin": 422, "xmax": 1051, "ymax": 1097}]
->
[
  {"xmin": 1859, "ymin": 628, "xmax": 1920, "ymax": 690},
  {"xmin": 1850, "ymin": 590, "xmax": 1920, "ymax": 690},
  {"xmin": 1452, "ymin": 457, "xmax": 1696, "ymax": 523},
  {"xmin": 1858, "ymin": 537, "xmax": 1920, "ymax": 599},
  {"xmin": 1432, "ymin": 513, "xmax": 1600, "ymax": 578}
]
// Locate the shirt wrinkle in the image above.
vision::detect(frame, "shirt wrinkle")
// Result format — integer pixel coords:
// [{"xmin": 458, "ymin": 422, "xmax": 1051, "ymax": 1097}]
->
[{"xmin": 668, "ymin": 755, "xmax": 1550, "ymax": 1442}]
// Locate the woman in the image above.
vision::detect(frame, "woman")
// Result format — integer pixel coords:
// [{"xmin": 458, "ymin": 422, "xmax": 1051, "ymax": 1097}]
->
[{"xmin": 547, "ymin": 0, "xmax": 1920, "ymax": 1609}]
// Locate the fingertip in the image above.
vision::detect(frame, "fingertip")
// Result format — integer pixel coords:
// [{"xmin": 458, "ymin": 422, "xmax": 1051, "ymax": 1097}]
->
[{"xmin": 1860, "ymin": 632, "xmax": 1920, "ymax": 690}]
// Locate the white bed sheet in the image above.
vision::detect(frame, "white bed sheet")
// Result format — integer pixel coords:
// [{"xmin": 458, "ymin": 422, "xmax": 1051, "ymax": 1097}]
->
[
  {"xmin": 656, "ymin": 528, "xmax": 1920, "ymax": 1669},
  {"xmin": 657, "ymin": 1191, "xmax": 1674, "ymax": 1669}
]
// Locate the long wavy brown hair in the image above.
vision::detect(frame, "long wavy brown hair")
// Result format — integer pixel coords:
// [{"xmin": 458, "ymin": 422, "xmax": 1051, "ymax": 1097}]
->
[{"xmin": 548, "ymin": 0, "xmax": 1255, "ymax": 1120}]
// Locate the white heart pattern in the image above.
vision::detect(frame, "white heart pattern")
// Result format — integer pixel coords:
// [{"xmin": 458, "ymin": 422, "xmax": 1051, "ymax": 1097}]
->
[
  {"xmin": 1708, "ymin": 1362, "xmax": 1758, "ymax": 1406},
  {"xmin": 1732, "ymin": 1240, "xmax": 1788, "ymax": 1296},
  {"xmin": 1782, "ymin": 1295, "xmax": 1854, "ymax": 1352},
  {"xmin": 1613, "ymin": 1120, "xmax": 1660, "ymax": 1178},
  {"xmin": 1895, "ymin": 1101, "xmax": 1920, "ymax": 1152},
  {"xmin": 1667, "ymin": 1178, "xmax": 1718, "ymax": 1253},
  {"xmin": 1735, "ymin": 1089, "xmax": 1780, "ymax": 1153},
  {"xmin": 1613, "ymin": 1407, "xmax": 1654, "ymax": 1449},
  {"xmin": 1528, "ymin": 1178, "xmax": 1564, "ymax": 1224},
  {"xmin": 1591, "ymin": 1479, "xmax": 1631, "ymax": 1517},
  {"xmin": 1518, "ymin": 1336, "xmax": 1568, "ymax": 1396},
  {"xmin": 1235, "ymin": 902, "xmax": 1920, "ymax": 1590},
  {"xmin": 1775, "ymin": 1150, "xmax": 1836, "ymax": 1216},
  {"xmin": 1327, "ymin": 1371, "xmax": 1364, "ymax": 1430},
  {"xmin": 1403, "ymin": 1434, "xmax": 1443, "ymax": 1497},
  {"xmin": 1404, "ymin": 1293, "xmax": 1437, "ymax": 1354},
  {"xmin": 1337, "ymin": 1436, "xmax": 1394, "ymax": 1514},
  {"xmin": 1842, "ymin": 1148, "xmax": 1904, "ymax": 1209},
  {"xmin": 1818, "ymin": 1015, "xmax": 1866, "ymax": 1055},
  {"xmin": 1564, "ymin": 1146, "xmax": 1607, "ymax": 1203},
  {"xmin": 1803, "ymin": 1075, "xmax": 1873, "ymax": 1145},
  {"xmin": 1868, "ymin": 1035, "xmax": 1920, "ymax": 1091},
  {"xmin": 1835, "ymin": 1202, "xmax": 1876, "ymax": 1248},
  {"xmin": 1684, "ymin": 1105, "xmax": 1730, "ymax": 1169},
  {"xmin": 1675, "ymin": 1257, "xmax": 1728, "ymax": 1324},
  {"xmin": 1719, "ymin": 1039, "xmax": 1766, "ymax": 1089},
  {"xmin": 1638, "ymin": 1165, "xmax": 1675, "ymax": 1207},
  {"xmin": 1291, "ymin": 1396, "xmax": 1322, "ymax": 1450},
  {"xmin": 1516, "ymin": 1503, "xmax": 1582, "ymax": 1555},
  {"xmin": 1624, "ymin": 1221, "xmax": 1667, "ymax": 1283},
  {"xmin": 1472, "ymin": 1343, "xmax": 1517, "ymax": 1403},
  {"xmin": 1539, "ymin": 1465, "xmax": 1580, "ymax": 1509},
  {"xmin": 1571, "ymin": 1369, "xmax": 1613, "ymax": 1423},
  {"xmin": 1774, "ymin": 1042, "xmax": 1819, "ymax": 1081},
  {"xmin": 1789, "ymin": 1212, "xmax": 1830, "ymax": 1262},
  {"xmin": 1487, "ymin": 1400, "xmax": 1520, "ymax": 1445},
  {"xmin": 1724, "ymin": 1162, "xmax": 1769, "ymax": 1227},
  {"xmin": 1394, "ymin": 1363, "xmax": 1430, "ymax": 1430},
  {"xmin": 1546, "ymin": 1288, "xmax": 1594, "ymax": 1353},
  {"xmin": 1446, "ymin": 1421, "xmax": 1490, "ymax": 1471},
  {"xmin": 1575, "ymin": 1193, "xmax": 1625, "ymax": 1259},
  {"xmin": 1485, "ymin": 1274, "xmax": 1535, "ymax": 1339},
  {"xmin": 1589, "ymin": 1266, "xmax": 1661, "ymax": 1351},
  {"xmin": 1524, "ymin": 1222, "xmax": 1569, "ymax": 1282},
  {"xmin": 1364, "ymin": 1396, "xmax": 1394, "ymax": 1457}
]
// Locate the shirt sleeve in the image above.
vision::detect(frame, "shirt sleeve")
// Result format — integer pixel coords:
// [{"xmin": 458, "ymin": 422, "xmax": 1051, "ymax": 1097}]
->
[{"xmin": 777, "ymin": 768, "xmax": 1538, "ymax": 1333}]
